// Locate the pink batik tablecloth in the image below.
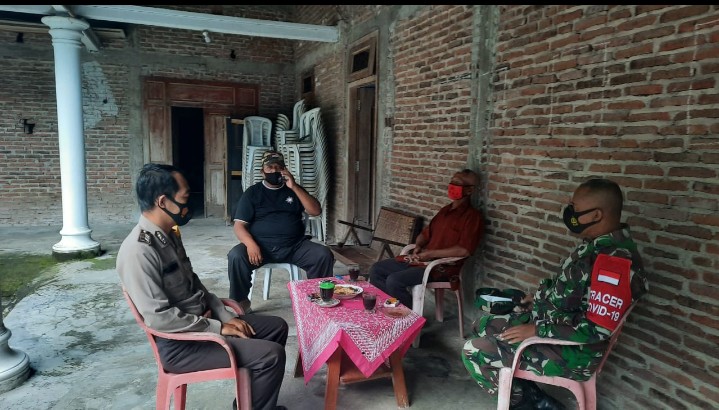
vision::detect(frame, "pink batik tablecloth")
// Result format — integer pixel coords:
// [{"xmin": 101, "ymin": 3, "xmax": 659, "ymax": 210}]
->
[{"xmin": 288, "ymin": 278, "xmax": 426, "ymax": 384}]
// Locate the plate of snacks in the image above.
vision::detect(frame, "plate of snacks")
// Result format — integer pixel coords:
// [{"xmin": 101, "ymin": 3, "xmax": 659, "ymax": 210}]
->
[
  {"xmin": 333, "ymin": 284, "xmax": 363, "ymax": 299},
  {"xmin": 383, "ymin": 297, "xmax": 400, "ymax": 308}
]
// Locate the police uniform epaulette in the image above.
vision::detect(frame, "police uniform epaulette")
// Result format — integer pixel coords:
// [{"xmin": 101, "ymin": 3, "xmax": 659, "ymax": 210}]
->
[
  {"xmin": 138, "ymin": 229, "xmax": 153, "ymax": 245},
  {"xmin": 154, "ymin": 231, "xmax": 168, "ymax": 245}
]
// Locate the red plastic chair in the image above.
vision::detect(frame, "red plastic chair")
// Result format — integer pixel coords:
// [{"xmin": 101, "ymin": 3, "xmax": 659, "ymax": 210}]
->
[
  {"xmin": 401, "ymin": 244, "xmax": 466, "ymax": 348},
  {"xmin": 496, "ymin": 302, "xmax": 637, "ymax": 410},
  {"xmin": 122, "ymin": 289, "xmax": 252, "ymax": 410}
]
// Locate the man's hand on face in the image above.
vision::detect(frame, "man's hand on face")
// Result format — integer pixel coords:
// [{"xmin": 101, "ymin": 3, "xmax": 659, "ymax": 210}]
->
[
  {"xmin": 221, "ymin": 318, "xmax": 256, "ymax": 339},
  {"xmin": 246, "ymin": 242, "xmax": 263, "ymax": 266},
  {"xmin": 280, "ymin": 169, "xmax": 295, "ymax": 189}
]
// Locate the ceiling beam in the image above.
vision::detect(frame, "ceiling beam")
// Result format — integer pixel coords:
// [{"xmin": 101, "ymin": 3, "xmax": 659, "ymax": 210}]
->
[
  {"xmin": 52, "ymin": 5, "xmax": 102, "ymax": 53},
  {"xmin": 0, "ymin": 5, "xmax": 339, "ymax": 43}
]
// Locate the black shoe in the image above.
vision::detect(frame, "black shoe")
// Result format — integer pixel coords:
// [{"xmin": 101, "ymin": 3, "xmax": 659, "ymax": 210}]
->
[
  {"xmin": 508, "ymin": 380, "xmax": 535, "ymax": 410},
  {"xmin": 534, "ymin": 393, "xmax": 565, "ymax": 410},
  {"xmin": 509, "ymin": 380, "xmax": 565, "ymax": 410},
  {"xmin": 521, "ymin": 380, "xmax": 565, "ymax": 410},
  {"xmin": 233, "ymin": 399, "xmax": 287, "ymax": 410}
]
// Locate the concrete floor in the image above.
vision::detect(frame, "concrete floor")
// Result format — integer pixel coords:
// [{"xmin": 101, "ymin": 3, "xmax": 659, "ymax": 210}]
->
[{"xmin": 0, "ymin": 218, "xmax": 569, "ymax": 410}]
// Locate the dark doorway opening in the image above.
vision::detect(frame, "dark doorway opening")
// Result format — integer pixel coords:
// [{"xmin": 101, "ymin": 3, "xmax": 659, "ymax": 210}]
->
[{"xmin": 172, "ymin": 106, "xmax": 205, "ymax": 217}]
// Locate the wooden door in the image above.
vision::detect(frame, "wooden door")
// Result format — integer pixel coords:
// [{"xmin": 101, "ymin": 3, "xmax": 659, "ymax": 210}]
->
[
  {"xmin": 204, "ymin": 111, "xmax": 230, "ymax": 219},
  {"xmin": 226, "ymin": 118, "xmax": 244, "ymax": 220},
  {"xmin": 144, "ymin": 80, "xmax": 171, "ymax": 163},
  {"xmin": 347, "ymin": 84, "xmax": 376, "ymax": 227}
]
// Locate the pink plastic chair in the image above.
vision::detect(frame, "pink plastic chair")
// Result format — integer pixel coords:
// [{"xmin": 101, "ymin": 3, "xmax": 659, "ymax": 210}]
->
[
  {"xmin": 122, "ymin": 289, "xmax": 252, "ymax": 410},
  {"xmin": 496, "ymin": 302, "xmax": 637, "ymax": 410},
  {"xmin": 401, "ymin": 244, "xmax": 466, "ymax": 348}
]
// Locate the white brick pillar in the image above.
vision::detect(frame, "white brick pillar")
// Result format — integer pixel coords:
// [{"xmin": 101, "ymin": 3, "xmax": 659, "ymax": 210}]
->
[{"xmin": 42, "ymin": 16, "xmax": 100, "ymax": 258}]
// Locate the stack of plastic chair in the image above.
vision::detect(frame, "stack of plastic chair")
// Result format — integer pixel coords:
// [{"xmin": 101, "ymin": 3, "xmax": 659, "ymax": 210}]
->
[
  {"xmin": 276, "ymin": 99, "xmax": 305, "ymax": 146},
  {"xmin": 242, "ymin": 116, "xmax": 273, "ymax": 191},
  {"xmin": 295, "ymin": 107, "xmax": 330, "ymax": 242},
  {"xmin": 276, "ymin": 100, "xmax": 330, "ymax": 242}
]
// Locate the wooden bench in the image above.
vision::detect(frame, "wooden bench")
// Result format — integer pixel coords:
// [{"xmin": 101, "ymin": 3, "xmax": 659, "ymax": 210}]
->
[{"xmin": 331, "ymin": 207, "xmax": 421, "ymax": 273}]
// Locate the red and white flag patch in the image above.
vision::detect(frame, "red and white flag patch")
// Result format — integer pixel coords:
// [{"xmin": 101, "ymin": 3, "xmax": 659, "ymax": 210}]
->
[
  {"xmin": 597, "ymin": 269, "xmax": 621, "ymax": 285},
  {"xmin": 587, "ymin": 254, "xmax": 632, "ymax": 331}
]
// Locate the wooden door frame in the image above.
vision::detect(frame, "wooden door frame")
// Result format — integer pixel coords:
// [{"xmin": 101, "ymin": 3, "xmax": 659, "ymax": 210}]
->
[
  {"xmin": 345, "ymin": 31, "xmax": 379, "ymax": 229},
  {"xmin": 346, "ymin": 76, "xmax": 378, "ymax": 228},
  {"xmin": 142, "ymin": 77, "xmax": 259, "ymax": 219}
]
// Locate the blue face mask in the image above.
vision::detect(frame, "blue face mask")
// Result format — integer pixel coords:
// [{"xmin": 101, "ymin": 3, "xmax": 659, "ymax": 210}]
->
[
  {"xmin": 161, "ymin": 196, "xmax": 193, "ymax": 227},
  {"xmin": 562, "ymin": 205, "xmax": 598, "ymax": 234}
]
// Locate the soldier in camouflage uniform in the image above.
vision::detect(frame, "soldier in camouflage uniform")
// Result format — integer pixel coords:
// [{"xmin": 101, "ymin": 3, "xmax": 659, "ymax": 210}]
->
[{"xmin": 463, "ymin": 178, "xmax": 648, "ymax": 409}]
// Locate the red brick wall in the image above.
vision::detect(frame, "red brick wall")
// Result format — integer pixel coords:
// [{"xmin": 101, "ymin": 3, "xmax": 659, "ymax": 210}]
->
[
  {"xmin": 390, "ymin": 5, "xmax": 476, "ymax": 221},
  {"xmin": 487, "ymin": 5, "xmax": 719, "ymax": 409}
]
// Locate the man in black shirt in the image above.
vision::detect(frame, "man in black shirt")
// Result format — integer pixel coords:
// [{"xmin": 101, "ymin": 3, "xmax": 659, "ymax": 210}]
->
[{"xmin": 228, "ymin": 150, "xmax": 335, "ymax": 311}]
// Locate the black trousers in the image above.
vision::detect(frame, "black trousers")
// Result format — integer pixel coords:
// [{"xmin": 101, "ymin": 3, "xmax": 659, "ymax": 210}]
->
[
  {"xmin": 156, "ymin": 314, "xmax": 289, "ymax": 410},
  {"xmin": 227, "ymin": 236, "xmax": 335, "ymax": 302},
  {"xmin": 368, "ymin": 258, "xmax": 425, "ymax": 308}
]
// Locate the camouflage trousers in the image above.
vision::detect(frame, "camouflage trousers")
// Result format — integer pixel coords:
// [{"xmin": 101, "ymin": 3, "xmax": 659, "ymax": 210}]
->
[{"xmin": 461, "ymin": 312, "xmax": 600, "ymax": 395}]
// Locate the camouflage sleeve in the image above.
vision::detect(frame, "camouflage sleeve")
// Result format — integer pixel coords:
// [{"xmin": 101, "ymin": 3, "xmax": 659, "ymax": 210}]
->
[{"xmin": 533, "ymin": 254, "xmax": 612, "ymax": 343}]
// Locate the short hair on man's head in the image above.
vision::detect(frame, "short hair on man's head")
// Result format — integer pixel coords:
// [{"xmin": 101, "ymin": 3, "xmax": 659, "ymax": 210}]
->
[
  {"xmin": 135, "ymin": 163, "xmax": 181, "ymax": 212},
  {"xmin": 458, "ymin": 168, "xmax": 479, "ymax": 186},
  {"xmin": 578, "ymin": 178, "xmax": 623, "ymax": 217}
]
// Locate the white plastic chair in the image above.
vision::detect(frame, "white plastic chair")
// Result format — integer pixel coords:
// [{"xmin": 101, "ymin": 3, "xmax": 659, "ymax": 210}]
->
[
  {"xmin": 241, "ymin": 116, "xmax": 273, "ymax": 191},
  {"xmin": 248, "ymin": 263, "xmax": 302, "ymax": 301},
  {"xmin": 401, "ymin": 244, "xmax": 466, "ymax": 348},
  {"xmin": 496, "ymin": 302, "xmax": 637, "ymax": 410}
]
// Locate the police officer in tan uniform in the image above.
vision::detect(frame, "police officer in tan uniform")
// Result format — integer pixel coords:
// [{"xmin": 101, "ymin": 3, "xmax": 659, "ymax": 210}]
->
[{"xmin": 117, "ymin": 163, "xmax": 288, "ymax": 410}]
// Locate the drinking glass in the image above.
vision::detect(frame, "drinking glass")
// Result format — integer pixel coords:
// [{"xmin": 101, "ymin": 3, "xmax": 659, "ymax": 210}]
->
[
  {"xmin": 319, "ymin": 281, "xmax": 335, "ymax": 302},
  {"xmin": 348, "ymin": 264, "xmax": 360, "ymax": 282},
  {"xmin": 362, "ymin": 292, "xmax": 377, "ymax": 313}
]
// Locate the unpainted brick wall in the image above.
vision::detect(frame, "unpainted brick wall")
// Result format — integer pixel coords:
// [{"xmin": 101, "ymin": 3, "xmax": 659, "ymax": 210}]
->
[
  {"xmin": 390, "ymin": 5, "xmax": 476, "ymax": 220},
  {"xmin": 487, "ymin": 5, "xmax": 719, "ymax": 409}
]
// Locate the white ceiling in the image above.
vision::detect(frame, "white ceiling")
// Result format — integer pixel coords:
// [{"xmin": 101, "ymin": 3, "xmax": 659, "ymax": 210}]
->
[{"xmin": 0, "ymin": 5, "xmax": 339, "ymax": 43}]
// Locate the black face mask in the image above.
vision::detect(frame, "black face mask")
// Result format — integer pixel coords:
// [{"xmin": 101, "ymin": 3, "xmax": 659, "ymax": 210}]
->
[
  {"xmin": 161, "ymin": 196, "xmax": 193, "ymax": 227},
  {"xmin": 563, "ymin": 205, "xmax": 599, "ymax": 234},
  {"xmin": 264, "ymin": 171, "xmax": 283, "ymax": 186}
]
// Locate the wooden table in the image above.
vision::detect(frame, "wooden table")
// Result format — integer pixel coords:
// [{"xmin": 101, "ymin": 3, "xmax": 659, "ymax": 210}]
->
[{"xmin": 288, "ymin": 278, "xmax": 426, "ymax": 410}]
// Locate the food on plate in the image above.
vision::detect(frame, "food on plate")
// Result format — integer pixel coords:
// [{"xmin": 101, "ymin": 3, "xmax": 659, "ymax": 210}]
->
[
  {"xmin": 384, "ymin": 297, "xmax": 399, "ymax": 307},
  {"xmin": 334, "ymin": 285, "xmax": 359, "ymax": 295}
]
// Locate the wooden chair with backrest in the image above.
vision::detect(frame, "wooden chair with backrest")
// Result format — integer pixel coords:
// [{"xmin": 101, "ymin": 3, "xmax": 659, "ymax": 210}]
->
[
  {"xmin": 331, "ymin": 207, "xmax": 421, "ymax": 272},
  {"xmin": 495, "ymin": 302, "xmax": 638, "ymax": 410},
  {"xmin": 122, "ymin": 289, "xmax": 252, "ymax": 410},
  {"xmin": 400, "ymin": 244, "xmax": 467, "ymax": 348}
]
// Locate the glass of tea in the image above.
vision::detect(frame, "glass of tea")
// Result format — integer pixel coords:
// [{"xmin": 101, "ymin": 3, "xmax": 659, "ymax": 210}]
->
[
  {"xmin": 362, "ymin": 292, "xmax": 377, "ymax": 313},
  {"xmin": 348, "ymin": 264, "xmax": 360, "ymax": 282},
  {"xmin": 319, "ymin": 280, "xmax": 335, "ymax": 302}
]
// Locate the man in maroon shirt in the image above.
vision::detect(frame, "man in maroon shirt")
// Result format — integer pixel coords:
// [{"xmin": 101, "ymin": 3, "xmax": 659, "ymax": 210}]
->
[{"xmin": 369, "ymin": 169, "xmax": 485, "ymax": 308}]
